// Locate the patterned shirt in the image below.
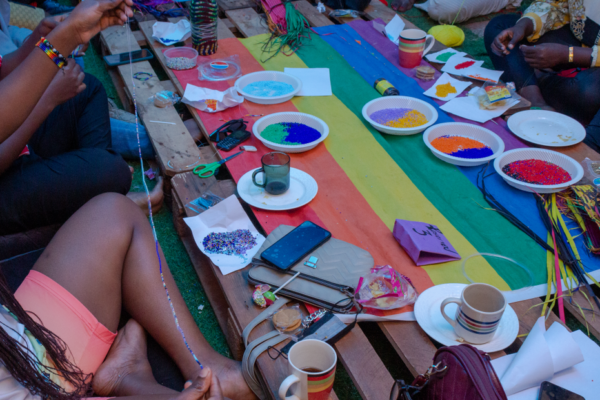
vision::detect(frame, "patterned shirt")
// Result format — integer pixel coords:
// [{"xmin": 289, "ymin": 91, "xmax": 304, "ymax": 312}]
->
[{"xmin": 520, "ymin": 0, "xmax": 600, "ymax": 67}]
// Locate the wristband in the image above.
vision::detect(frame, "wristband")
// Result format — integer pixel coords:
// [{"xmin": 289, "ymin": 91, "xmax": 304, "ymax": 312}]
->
[
  {"xmin": 569, "ymin": 46, "xmax": 574, "ymax": 63},
  {"xmin": 36, "ymin": 37, "xmax": 67, "ymax": 69}
]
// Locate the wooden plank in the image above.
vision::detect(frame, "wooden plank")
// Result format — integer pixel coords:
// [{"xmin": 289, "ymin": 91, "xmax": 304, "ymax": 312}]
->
[
  {"xmin": 100, "ymin": 25, "xmax": 204, "ymax": 176},
  {"xmin": 138, "ymin": 19, "xmax": 223, "ymax": 159},
  {"xmin": 217, "ymin": 17, "xmax": 237, "ymax": 39},
  {"xmin": 171, "ymin": 172, "xmax": 393, "ymax": 399},
  {"xmin": 292, "ymin": 0, "xmax": 333, "ymax": 27},
  {"xmin": 160, "ymin": 80, "xmax": 176, "ymax": 93},
  {"xmin": 217, "ymin": 0, "xmax": 255, "ymax": 12},
  {"xmin": 379, "ymin": 322, "xmax": 437, "ymax": 377},
  {"xmin": 133, "ymin": 30, "xmax": 147, "ymax": 47},
  {"xmin": 362, "ymin": 0, "xmax": 397, "ymax": 24},
  {"xmin": 564, "ymin": 288, "xmax": 600, "ymax": 341},
  {"xmin": 225, "ymin": 8, "xmax": 269, "ymax": 37}
]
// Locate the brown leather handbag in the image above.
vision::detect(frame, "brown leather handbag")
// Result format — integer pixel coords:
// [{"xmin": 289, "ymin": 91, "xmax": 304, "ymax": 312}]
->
[{"xmin": 390, "ymin": 344, "xmax": 508, "ymax": 400}]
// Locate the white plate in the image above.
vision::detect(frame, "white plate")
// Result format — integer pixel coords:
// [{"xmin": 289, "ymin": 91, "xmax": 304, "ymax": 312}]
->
[
  {"xmin": 507, "ymin": 110, "xmax": 585, "ymax": 147},
  {"xmin": 415, "ymin": 283, "xmax": 519, "ymax": 353},
  {"xmin": 362, "ymin": 96, "xmax": 439, "ymax": 135},
  {"xmin": 238, "ymin": 167, "xmax": 318, "ymax": 211}
]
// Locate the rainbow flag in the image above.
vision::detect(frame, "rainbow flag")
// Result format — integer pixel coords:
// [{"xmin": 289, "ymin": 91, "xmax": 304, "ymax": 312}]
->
[{"xmin": 172, "ymin": 25, "xmax": 600, "ymax": 311}]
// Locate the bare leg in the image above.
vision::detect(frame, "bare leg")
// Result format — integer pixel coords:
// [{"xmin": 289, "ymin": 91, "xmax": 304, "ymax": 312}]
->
[
  {"xmin": 127, "ymin": 176, "xmax": 165, "ymax": 215},
  {"xmin": 32, "ymin": 193, "xmax": 253, "ymax": 399},
  {"xmin": 519, "ymin": 85, "xmax": 555, "ymax": 111}
]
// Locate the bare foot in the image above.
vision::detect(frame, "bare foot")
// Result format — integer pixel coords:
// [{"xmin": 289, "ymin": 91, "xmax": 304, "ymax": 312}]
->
[
  {"xmin": 208, "ymin": 361, "xmax": 257, "ymax": 400},
  {"xmin": 93, "ymin": 319, "xmax": 171, "ymax": 396},
  {"xmin": 127, "ymin": 176, "xmax": 164, "ymax": 216}
]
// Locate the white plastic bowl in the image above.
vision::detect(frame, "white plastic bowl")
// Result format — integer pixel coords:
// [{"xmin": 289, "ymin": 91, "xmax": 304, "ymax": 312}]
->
[
  {"xmin": 252, "ymin": 112, "xmax": 329, "ymax": 153},
  {"xmin": 423, "ymin": 123, "xmax": 505, "ymax": 167},
  {"xmin": 163, "ymin": 47, "xmax": 198, "ymax": 70},
  {"xmin": 235, "ymin": 71, "xmax": 302, "ymax": 105},
  {"xmin": 493, "ymin": 148, "xmax": 583, "ymax": 193},
  {"xmin": 362, "ymin": 96, "xmax": 438, "ymax": 135}
]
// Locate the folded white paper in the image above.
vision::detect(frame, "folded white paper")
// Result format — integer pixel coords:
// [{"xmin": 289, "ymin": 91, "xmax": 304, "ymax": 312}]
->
[
  {"xmin": 423, "ymin": 72, "xmax": 471, "ymax": 102},
  {"xmin": 461, "ymin": 65, "xmax": 504, "ymax": 84},
  {"xmin": 441, "ymin": 54, "xmax": 484, "ymax": 75},
  {"xmin": 425, "ymin": 49, "xmax": 466, "ymax": 64},
  {"xmin": 495, "ymin": 317, "xmax": 584, "ymax": 397},
  {"xmin": 493, "ymin": 330, "xmax": 600, "ymax": 400},
  {"xmin": 372, "ymin": 15, "xmax": 405, "ymax": 45},
  {"xmin": 184, "ymin": 195, "xmax": 265, "ymax": 275},
  {"xmin": 182, "ymin": 84, "xmax": 244, "ymax": 113},
  {"xmin": 440, "ymin": 95, "xmax": 517, "ymax": 123},
  {"xmin": 152, "ymin": 20, "xmax": 191, "ymax": 46},
  {"xmin": 284, "ymin": 68, "xmax": 332, "ymax": 96}
]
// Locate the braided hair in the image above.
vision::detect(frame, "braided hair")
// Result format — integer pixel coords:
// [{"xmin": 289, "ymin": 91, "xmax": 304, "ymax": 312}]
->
[{"xmin": 0, "ymin": 273, "xmax": 90, "ymax": 399}]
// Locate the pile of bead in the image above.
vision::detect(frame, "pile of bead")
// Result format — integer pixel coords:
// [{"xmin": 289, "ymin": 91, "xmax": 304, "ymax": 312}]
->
[
  {"xmin": 370, "ymin": 108, "xmax": 428, "ymax": 128},
  {"xmin": 502, "ymin": 159, "xmax": 571, "ymax": 185},
  {"xmin": 243, "ymin": 81, "xmax": 295, "ymax": 97},
  {"xmin": 166, "ymin": 56, "xmax": 197, "ymax": 70},
  {"xmin": 202, "ymin": 229, "xmax": 258, "ymax": 257},
  {"xmin": 435, "ymin": 82, "xmax": 457, "ymax": 98},
  {"xmin": 430, "ymin": 135, "xmax": 493, "ymax": 159},
  {"xmin": 261, "ymin": 122, "xmax": 321, "ymax": 145}
]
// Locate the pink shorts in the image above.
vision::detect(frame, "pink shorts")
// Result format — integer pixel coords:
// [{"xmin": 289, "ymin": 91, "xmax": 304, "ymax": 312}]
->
[{"xmin": 15, "ymin": 270, "xmax": 117, "ymax": 398}]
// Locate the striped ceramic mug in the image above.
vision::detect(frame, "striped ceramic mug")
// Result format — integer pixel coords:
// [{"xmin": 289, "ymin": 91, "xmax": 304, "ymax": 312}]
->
[
  {"xmin": 440, "ymin": 283, "xmax": 506, "ymax": 344},
  {"xmin": 399, "ymin": 29, "xmax": 436, "ymax": 68},
  {"xmin": 279, "ymin": 339, "xmax": 337, "ymax": 400}
]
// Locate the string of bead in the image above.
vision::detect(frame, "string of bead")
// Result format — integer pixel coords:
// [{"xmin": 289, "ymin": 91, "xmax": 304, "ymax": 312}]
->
[{"xmin": 125, "ymin": 20, "xmax": 203, "ymax": 369}]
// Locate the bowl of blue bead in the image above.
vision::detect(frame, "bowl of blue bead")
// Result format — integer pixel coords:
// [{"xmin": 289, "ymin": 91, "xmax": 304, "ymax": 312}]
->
[
  {"xmin": 252, "ymin": 112, "xmax": 329, "ymax": 153},
  {"xmin": 423, "ymin": 122, "xmax": 505, "ymax": 167},
  {"xmin": 235, "ymin": 71, "xmax": 302, "ymax": 105}
]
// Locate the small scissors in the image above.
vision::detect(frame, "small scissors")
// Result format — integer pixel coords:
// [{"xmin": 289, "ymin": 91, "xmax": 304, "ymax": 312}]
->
[{"xmin": 193, "ymin": 151, "xmax": 243, "ymax": 178}]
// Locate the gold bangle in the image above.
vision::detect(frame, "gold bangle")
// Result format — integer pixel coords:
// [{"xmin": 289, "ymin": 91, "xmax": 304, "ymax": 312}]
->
[{"xmin": 569, "ymin": 46, "xmax": 574, "ymax": 63}]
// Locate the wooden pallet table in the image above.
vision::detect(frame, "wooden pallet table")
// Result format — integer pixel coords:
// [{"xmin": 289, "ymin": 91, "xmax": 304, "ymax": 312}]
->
[{"xmin": 114, "ymin": 2, "xmax": 600, "ymax": 399}]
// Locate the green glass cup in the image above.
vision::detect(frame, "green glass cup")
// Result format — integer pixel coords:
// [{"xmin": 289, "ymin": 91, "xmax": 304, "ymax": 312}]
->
[{"xmin": 252, "ymin": 152, "xmax": 290, "ymax": 195}]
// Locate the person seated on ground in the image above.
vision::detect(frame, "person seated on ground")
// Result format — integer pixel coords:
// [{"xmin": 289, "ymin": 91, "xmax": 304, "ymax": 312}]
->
[
  {"xmin": 390, "ymin": 0, "xmax": 519, "ymax": 24},
  {"xmin": 0, "ymin": 16, "xmax": 163, "ymax": 236},
  {"xmin": 484, "ymin": 0, "xmax": 600, "ymax": 153},
  {"xmin": 1, "ymin": 193, "xmax": 256, "ymax": 399},
  {"xmin": 0, "ymin": 0, "xmax": 157, "ymax": 161}
]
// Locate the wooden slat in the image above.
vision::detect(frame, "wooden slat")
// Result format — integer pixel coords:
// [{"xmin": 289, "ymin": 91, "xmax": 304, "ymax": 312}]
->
[
  {"xmin": 292, "ymin": 0, "xmax": 333, "ymax": 27},
  {"xmin": 138, "ymin": 20, "xmax": 221, "ymax": 160},
  {"xmin": 133, "ymin": 30, "xmax": 147, "ymax": 47},
  {"xmin": 564, "ymin": 287, "xmax": 600, "ymax": 341},
  {"xmin": 171, "ymin": 172, "xmax": 394, "ymax": 399},
  {"xmin": 217, "ymin": 0, "xmax": 255, "ymax": 12},
  {"xmin": 379, "ymin": 322, "xmax": 437, "ymax": 377},
  {"xmin": 225, "ymin": 8, "xmax": 269, "ymax": 37},
  {"xmin": 100, "ymin": 25, "xmax": 203, "ymax": 176},
  {"xmin": 217, "ymin": 17, "xmax": 237, "ymax": 39}
]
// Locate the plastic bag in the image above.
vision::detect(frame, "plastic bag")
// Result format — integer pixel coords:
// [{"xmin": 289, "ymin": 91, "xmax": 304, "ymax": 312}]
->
[
  {"xmin": 185, "ymin": 191, "xmax": 224, "ymax": 213},
  {"xmin": 476, "ymin": 82, "xmax": 521, "ymax": 111},
  {"xmin": 270, "ymin": 305, "xmax": 305, "ymax": 339},
  {"xmin": 150, "ymin": 90, "xmax": 181, "ymax": 108},
  {"xmin": 355, "ymin": 265, "xmax": 417, "ymax": 310},
  {"xmin": 181, "ymin": 85, "xmax": 244, "ymax": 113},
  {"xmin": 581, "ymin": 158, "xmax": 600, "ymax": 188}
]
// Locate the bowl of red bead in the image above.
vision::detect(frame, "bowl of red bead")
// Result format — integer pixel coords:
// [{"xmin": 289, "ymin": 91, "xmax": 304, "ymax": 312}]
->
[
  {"xmin": 362, "ymin": 96, "xmax": 438, "ymax": 135},
  {"xmin": 493, "ymin": 148, "xmax": 583, "ymax": 193},
  {"xmin": 423, "ymin": 123, "xmax": 505, "ymax": 167}
]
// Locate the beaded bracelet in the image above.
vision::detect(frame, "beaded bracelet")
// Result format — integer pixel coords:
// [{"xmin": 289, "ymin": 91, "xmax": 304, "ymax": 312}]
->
[{"xmin": 36, "ymin": 37, "xmax": 67, "ymax": 69}]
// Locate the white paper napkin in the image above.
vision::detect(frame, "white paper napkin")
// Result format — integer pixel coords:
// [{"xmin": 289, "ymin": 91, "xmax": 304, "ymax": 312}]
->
[
  {"xmin": 495, "ymin": 317, "xmax": 584, "ymax": 397},
  {"xmin": 440, "ymin": 95, "xmax": 517, "ymax": 123},
  {"xmin": 372, "ymin": 15, "xmax": 405, "ymax": 45},
  {"xmin": 152, "ymin": 20, "xmax": 191, "ymax": 46},
  {"xmin": 423, "ymin": 72, "xmax": 471, "ymax": 101},
  {"xmin": 460, "ymin": 65, "xmax": 504, "ymax": 84},
  {"xmin": 182, "ymin": 84, "xmax": 244, "ymax": 113},
  {"xmin": 284, "ymin": 68, "xmax": 332, "ymax": 96},
  {"xmin": 441, "ymin": 54, "xmax": 484, "ymax": 75},
  {"xmin": 425, "ymin": 49, "xmax": 466, "ymax": 64},
  {"xmin": 184, "ymin": 195, "xmax": 265, "ymax": 275}
]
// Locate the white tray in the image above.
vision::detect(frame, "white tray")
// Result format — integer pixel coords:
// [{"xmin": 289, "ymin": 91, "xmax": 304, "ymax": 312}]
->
[
  {"xmin": 235, "ymin": 71, "xmax": 302, "ymax": 105},
  {"xmin": 507, "ymin": 110, "xmax": 585, "ymax": 147},
  {"xmin": 362, "ymin": 96, "xmax": 438, "ymax": 135},
  {"xmin": 252, "ymin": 112, "xmax": 329, "ymax": 153}
]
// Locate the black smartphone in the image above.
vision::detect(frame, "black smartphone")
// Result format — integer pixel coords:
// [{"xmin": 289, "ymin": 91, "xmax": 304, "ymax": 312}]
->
[
  {"xmin": 261, "ymin": 221, "xmax": 332, "ymax": 270},
  {"xmin": 103, "ymin": 49, "xmax": 154, "ymax": 67},
  {"xmin": 539, "ymin": 381, "xmax": 584, "ymax": 400},
  {"xmin": 216, "ymin": 130, "xmax": 251, "ymax": 151}
]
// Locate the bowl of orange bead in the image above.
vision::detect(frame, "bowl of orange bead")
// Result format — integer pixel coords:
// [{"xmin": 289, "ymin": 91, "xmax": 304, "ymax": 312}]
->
[
  {"xmin": 362, "ymin": 96, "xmax": 438, "ymax": 135},
  {"xmin": 423, "ymin": 122, "xmax": 505, "ymax": 167}
]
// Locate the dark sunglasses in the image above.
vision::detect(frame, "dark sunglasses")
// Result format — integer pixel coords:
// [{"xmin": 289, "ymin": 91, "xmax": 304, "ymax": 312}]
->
[{"xmin": 209, "ymin": 119, "xmax": 248, "ymax": 143}]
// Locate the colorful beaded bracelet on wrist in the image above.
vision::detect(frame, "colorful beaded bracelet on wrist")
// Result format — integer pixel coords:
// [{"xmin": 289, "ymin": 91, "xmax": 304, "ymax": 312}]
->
[{"xmin": 36, "ymin": 37, "xmax": 67, "ymax": 69}]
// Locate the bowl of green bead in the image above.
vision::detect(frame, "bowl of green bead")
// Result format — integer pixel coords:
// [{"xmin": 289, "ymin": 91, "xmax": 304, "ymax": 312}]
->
[
  {"xmin": 252, "ymin": 112, "xmax": 329, "ymax": 153},
  {"xmin": 235, "ymin": 71, "xmax": 302, "ymax": 105},
  {"xmin": 362, "ymin": 96, "xmax": 438, "ymax": 135}
]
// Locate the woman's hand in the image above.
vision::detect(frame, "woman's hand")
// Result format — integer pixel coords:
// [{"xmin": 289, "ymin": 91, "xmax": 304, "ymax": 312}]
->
[
  {"xmin": 176, "ymin": 368, "xmax": 224, "ymax": 400},
  {"xmin": 492, "ymin": 18, "xmax": 534, "ymax": 56},
  {"xmin": 32, "ymin": 15, "xmax": 68, "ymax": 38},
  {"xmin": 520, "ymin": 43, "xmax": 568, "ymax": 69},
  {"xmin": 42, "ymin": 61, "xmax": 86, "ymax": 108},
  {"xmin": 63, "ymin": 0, "xmax": 134, "ymax": 45}
]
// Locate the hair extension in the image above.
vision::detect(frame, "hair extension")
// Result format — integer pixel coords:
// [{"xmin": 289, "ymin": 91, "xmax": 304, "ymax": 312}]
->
[{"xmin": 0, "ymin": 273, "xmax": 90, "ymax": 399}]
